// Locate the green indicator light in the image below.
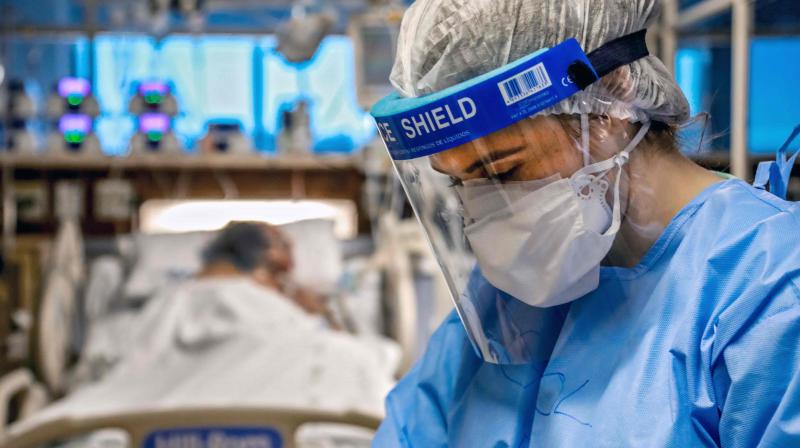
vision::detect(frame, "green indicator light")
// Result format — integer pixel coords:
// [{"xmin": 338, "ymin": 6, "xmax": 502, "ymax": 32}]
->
[
  {"xmin": 147, "ymin": 131, "xmax": 164, "ymax": 142},
  {"xmin": 144, "ymin": 92, "xmax": 162, "ymax": 105},
  {"xmin": 67, "ymin": 94, "xmax": 83, "ymax": 107},
  {"xmin": 63, "ymin": 131, "xmax": 86, "ymax": 144}
]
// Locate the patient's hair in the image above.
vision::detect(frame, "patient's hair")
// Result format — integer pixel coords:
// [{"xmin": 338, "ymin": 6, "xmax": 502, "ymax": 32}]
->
[{"xmin": 202, "ymin": 222, "xmax": 272, "ymax": 272}]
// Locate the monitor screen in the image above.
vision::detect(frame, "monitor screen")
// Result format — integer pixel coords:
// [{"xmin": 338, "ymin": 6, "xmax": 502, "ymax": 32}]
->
[
  {"xmin": 59, "ymin": 114, "xmax": 92, "ymax": 134},
  {"xmin": 360, "ymin": 25, "xmax": 397, "ymax": 87},
  {"xmin": 58, "ymin": 77, "xmax": 91, "ymax": 98},
  {"xmin": 59, "ymin": 114, "xmax": 92, "ymax": 144},
  {"xmin": 138, "ymin": 81, "xmax": 170, "ymax": 105},
  {"xmin": 139, "ymin": 113, "xmax": 171, "ymax": 133}
]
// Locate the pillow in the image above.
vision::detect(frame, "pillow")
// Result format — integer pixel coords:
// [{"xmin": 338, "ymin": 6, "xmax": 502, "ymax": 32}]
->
[
  {"xmin": 122, "ymin": 219, "xmax": 342, "ymax": 300},
  {"xmin": 279, "ymin": 219, "xmax": 342, "ymax": 295},
  {"xmin": 122, "ymin": 231, "xmax": 214, "ymax": 300}
]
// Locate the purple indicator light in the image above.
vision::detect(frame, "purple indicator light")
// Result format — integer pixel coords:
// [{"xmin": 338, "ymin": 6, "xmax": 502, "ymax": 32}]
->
[
  {"xmin": 139, "ymin": 113, "xmax": 171, "ymax": 133},
  {"xmin": 59, "ymin": 114, "xmax": 92, "ymax": 134},
  {"xmin": 58, "ymin": 77, "xmax": 91, "ymax": 98},
  {"xmin": 137, "ymin": 81, "xmax": 170, "ymax": 96}
]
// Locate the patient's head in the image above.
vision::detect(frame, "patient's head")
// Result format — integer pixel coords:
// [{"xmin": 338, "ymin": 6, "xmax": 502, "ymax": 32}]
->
[{"xmin": 200, "ymin": 221, "xmax": 293, "ymax": 289}]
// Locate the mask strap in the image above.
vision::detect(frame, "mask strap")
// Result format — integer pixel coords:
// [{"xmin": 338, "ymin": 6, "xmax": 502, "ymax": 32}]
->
[
  {"xmin": 606, "ymin": 121, "xmax": 651, "ymax": 235},
  {"xmin": 580, "ymin": 113, "xmax": 591, "ymax": 166},
  {"xmin": 573, "ymin": 121, "xmax": 650, "ymax": 179}
]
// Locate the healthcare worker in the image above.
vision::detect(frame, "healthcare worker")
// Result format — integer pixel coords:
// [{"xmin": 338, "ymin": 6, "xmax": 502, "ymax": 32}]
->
[{"xmin": 369, "ymin": 0, "xmax": 800, "ymax": 446}]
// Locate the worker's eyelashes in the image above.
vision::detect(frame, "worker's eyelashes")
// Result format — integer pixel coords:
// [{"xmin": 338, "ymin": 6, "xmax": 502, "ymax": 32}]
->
[
  {"xmin": 447, "ymin": 164, "xmax": 520, "ymax": 187},
  {"xmin": 488, "ymin": 165, "xmax": 521, "ymax": 183}
]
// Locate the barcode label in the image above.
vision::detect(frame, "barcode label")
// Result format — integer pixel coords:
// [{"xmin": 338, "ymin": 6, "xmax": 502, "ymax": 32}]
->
[{"xmin": 498, "ymin": 63, "xmax": 552, "ymax": 106}]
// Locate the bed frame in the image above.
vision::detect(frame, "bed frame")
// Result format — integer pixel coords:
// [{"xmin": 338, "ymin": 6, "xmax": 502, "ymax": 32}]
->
[{"xmin": 2, "ymin": 406, "xmax": 381, "ymax": 448}]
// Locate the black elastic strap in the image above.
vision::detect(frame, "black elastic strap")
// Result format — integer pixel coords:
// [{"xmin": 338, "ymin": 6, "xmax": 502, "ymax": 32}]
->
[{"xmin": 567, "ymin": 29, "xmax": 650, "ymax": 90}]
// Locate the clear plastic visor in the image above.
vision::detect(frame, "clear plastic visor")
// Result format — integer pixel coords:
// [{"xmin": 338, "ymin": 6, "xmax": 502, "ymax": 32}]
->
[{"xmin": 392, "ymin": 113, "xmax": 656, "ymax": 364}]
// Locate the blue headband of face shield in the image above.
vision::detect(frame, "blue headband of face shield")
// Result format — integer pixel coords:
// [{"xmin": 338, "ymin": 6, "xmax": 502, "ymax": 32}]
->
[{"xmin": 371, "ymin": 30, "xmax": 650, "ymax": 161}]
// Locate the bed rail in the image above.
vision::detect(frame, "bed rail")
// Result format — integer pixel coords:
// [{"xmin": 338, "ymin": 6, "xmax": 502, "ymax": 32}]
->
[{"xmin": 2, "ymin": 406, "xmax": 382, "ymax": 448}]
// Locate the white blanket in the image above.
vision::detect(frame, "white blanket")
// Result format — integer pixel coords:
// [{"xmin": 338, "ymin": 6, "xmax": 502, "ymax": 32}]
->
[{"xmin": 31, "ymin": 278, "xmax": 397, "ymax": 426}]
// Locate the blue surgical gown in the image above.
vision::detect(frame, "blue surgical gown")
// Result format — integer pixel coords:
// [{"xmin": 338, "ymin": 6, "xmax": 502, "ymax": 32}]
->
[{"xmin": 374, "ymin": 179, "xmax": 800, "ymax": 447}]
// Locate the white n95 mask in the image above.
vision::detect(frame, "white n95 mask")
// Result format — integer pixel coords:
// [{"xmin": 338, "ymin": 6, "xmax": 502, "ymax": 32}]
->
[{"xmin": 457, "ymin": 121, "xmax": 651, "ymax": 308}]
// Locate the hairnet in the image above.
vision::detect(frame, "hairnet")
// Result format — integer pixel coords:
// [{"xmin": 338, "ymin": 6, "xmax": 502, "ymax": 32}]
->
[{"xmin": 391, "ymin": 0, "xmax": 690, "ymax": 125}]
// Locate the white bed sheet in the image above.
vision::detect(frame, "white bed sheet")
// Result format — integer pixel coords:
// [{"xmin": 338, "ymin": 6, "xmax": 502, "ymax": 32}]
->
[{"xmin": 30, "ymin": 278, "xmax": 397, "ymax": 428}]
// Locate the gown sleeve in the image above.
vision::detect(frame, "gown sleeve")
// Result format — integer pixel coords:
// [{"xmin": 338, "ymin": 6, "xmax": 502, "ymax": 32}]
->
[{"xmin": 717, "ymin": 287, "xmax": 800, "ymax": 448}]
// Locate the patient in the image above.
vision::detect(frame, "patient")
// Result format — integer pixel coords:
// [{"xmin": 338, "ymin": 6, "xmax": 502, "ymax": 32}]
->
[
  {"xmin": 198, "ymin": 222, "xmax": 342, "ymax": 330},
  {"xmin": 35, "ymin": 224, "xmax": 398, "ymax": 428}
]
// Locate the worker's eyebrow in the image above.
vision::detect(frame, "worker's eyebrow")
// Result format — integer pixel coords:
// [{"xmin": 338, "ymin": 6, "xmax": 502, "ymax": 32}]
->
[
  {"xmin": 432, "ymin": 146, "xmax": 525, "ymax": 179},
  {"xmin": 464, "ymin": 147, "xmax": 524, "ymax": 174}
]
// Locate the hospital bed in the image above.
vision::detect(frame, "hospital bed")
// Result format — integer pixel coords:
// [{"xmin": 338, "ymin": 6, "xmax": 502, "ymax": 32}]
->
[
  {"xmin": 5, "ymin": 214, "xmax": 448, "ymax": 448},
  {"xmin": 2, "ymin": 218, "xmax": 403, "ymax": 447},
  {"xmin": 0, "ymin": 369, "xmax": 48, "ymax": 437},
  {"xmin": 1, "ymin": 405, "xmax": 380, "ymax": 448},
  {"xmin": 66, "ymin": 219, "xmax": 370, "ymax": 385},
  {"xmin": 73, "ymin": 217, "xmax": 445, "ymax": 385}
]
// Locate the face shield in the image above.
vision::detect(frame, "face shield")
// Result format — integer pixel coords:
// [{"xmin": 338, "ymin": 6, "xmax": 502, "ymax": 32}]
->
[{"xmin": 371, "ymin": 31, "xmax": 655, "ymax": 364}]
